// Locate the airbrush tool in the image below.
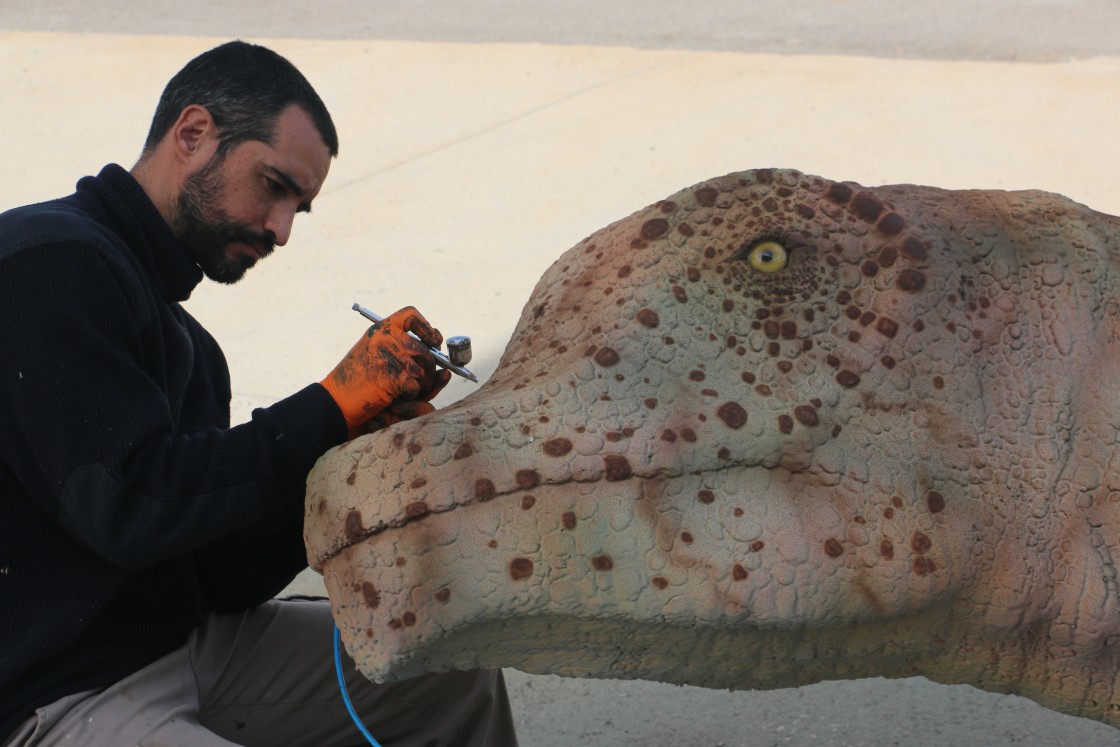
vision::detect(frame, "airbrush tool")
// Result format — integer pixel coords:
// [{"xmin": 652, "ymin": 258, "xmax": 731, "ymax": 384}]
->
[{"xmin": 352, "ymin": 303, "xmax": 479, "ymax": 383}]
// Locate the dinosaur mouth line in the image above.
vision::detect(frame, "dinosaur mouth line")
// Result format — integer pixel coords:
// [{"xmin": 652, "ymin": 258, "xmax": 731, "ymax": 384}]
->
[{"xmin": 319, "ymin": 464, "xmax": 694, "ymax": 568}]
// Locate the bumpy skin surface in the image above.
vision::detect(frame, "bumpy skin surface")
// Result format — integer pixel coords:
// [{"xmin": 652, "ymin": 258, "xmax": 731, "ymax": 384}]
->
[{"xmin": 305, "ymin": 169, "xmax": 1120, "ymax": 727}]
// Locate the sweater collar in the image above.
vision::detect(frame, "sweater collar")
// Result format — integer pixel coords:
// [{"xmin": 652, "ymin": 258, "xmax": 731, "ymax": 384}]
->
[{"xmin": 77, "ymin": 164, "xmax": 204, "ymax": 303}]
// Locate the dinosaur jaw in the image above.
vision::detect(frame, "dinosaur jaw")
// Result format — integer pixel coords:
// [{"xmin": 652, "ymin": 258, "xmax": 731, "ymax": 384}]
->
[{"xmin": 312, "ymin": 454, "xmax": 960, "ymax": 686}]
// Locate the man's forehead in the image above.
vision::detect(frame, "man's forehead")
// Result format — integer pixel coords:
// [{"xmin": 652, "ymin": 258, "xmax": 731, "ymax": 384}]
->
[{"xmin": 266, "ymin": 107, "xmax": 332, "ymax": 193}]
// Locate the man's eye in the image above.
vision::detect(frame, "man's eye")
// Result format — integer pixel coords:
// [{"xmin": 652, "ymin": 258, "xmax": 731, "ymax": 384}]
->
[{"xmin": 265, "ymin": 178, "xmax": 285, "ymax": 194}]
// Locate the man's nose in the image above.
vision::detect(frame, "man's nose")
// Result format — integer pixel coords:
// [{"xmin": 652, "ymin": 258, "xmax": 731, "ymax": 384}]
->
[{"xmin": 265, "ymin": 206, "xmax": 295, "ymax": 247}]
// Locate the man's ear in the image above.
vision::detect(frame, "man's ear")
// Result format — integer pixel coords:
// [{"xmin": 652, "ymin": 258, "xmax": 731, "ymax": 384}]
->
[{"xmin": 170, "ymin": 104, "xmax": 218, "ymax": 165}]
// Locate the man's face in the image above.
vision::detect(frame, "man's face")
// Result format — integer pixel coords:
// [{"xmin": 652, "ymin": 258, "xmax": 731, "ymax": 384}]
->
[{"xmin": 173, "ymin": 105, "xmax": 332, "ymax": 284}]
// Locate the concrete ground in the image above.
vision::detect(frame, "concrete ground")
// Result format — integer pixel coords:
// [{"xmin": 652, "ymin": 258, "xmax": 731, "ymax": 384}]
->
[{"xmin": 2, "ymin": 2, "xmax": 1119, "ymax": 744}]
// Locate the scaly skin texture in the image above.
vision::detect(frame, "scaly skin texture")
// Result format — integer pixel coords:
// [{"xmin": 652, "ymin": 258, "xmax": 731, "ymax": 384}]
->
[{"xmin": 304, "ymin": 169, "xmax": 1120, "ymax": 727}]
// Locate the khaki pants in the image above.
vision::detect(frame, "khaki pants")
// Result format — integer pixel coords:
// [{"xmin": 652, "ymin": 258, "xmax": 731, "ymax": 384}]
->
[{"xmin": 3, "ymin": 598, "xmax": 518, "ymax": 746}]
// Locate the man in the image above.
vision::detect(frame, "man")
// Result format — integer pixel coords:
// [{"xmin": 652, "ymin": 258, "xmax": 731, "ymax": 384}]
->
[{"xmin": 0, "ymin": 41, "xmax": 518, "ymax": 746}]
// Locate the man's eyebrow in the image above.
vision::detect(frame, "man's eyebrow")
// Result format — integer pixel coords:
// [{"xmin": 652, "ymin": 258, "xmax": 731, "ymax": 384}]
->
[{"xmin": 266, "ymin": 165, "xmax": 314, "ymax": 213}]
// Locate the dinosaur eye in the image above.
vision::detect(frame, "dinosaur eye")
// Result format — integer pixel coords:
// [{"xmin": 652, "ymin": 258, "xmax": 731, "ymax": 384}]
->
[{"xmin": 747, "ymin": 241, "xmax": 789, "ymax": 273}]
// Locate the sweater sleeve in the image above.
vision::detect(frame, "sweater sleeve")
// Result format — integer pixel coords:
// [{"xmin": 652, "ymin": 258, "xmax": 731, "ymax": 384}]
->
[{"xmin": 0, "ymin": 241, "xmax": 347, "ymax": 572}]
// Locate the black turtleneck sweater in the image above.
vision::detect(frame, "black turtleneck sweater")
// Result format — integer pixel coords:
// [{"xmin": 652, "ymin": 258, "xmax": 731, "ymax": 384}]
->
[{"xmin": 0, "ymin": 164, "xmax": 348, "ymax": 738}]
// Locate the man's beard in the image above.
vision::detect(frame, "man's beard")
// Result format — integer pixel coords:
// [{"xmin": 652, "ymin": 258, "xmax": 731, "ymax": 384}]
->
[{"xmin": 173, "ymin": 154, "xmax": 275, "ymax": 285}]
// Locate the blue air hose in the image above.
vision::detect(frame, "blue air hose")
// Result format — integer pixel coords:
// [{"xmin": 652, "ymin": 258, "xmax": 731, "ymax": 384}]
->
[{"xmin": 334, "ymin": 624, "xmax": 383, "ymax": 747}]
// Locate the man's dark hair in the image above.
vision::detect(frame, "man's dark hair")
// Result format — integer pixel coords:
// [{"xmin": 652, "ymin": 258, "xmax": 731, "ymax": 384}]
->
[{"xmin": 142, "ymin": 40, "xmax": 339, "ymax": 158}]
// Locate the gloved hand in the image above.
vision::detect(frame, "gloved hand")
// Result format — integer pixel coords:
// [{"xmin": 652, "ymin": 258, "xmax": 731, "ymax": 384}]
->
[{"xmin": 321, "ymin": 306, "xmax": 451, "ymax": 439}]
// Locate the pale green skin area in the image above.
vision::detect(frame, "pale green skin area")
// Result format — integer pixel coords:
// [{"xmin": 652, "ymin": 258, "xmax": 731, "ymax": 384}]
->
[{"xmin": 305, "ymin": 169, "xmax": 1120, "ymax": 727}]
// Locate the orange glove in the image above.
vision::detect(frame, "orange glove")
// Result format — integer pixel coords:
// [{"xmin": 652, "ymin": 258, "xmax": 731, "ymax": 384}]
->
[{"xmin": 321, "ymin": 306, "xmax": 451, "ymax": 439}]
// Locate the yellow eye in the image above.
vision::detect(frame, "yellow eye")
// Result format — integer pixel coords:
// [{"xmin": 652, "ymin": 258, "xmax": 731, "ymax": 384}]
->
[{"xmin": 748, "ymin": 241, "xmax": 789, "ymax": 273}]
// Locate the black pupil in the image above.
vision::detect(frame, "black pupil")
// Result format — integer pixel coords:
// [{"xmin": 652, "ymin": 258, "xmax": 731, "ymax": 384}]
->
[{"xmin": 760, "ymin": 249, "xmax": 774, "ymax": 263}]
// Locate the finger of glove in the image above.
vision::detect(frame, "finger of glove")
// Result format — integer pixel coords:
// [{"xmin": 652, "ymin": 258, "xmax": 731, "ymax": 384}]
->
[
  {"xmin": 363, "ymin": 399, "xmax": 437, "ymax": 434},
  {"xmin": 386, "ymin": 306, "xmax": 444, "ymax": 350},
  {"xmin": 418, "ymin": 369, "xmax": 452, "ymax": 403}
]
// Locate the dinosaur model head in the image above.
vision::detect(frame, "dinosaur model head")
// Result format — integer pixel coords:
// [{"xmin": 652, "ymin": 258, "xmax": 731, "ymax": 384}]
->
[{"xmin": 305, "ymin": 169, "xmax": 1120, "ymax": 727}]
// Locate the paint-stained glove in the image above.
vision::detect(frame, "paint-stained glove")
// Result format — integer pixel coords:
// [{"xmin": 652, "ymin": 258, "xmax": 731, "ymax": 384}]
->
[{"xmin": 321, "ymin": 306, "xmax": 451, "ymax": 440}]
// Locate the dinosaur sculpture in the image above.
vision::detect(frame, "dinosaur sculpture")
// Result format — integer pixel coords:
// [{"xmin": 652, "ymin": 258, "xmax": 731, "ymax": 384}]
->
[{"xmin": 304, "ymin": 169, "xmax": 1120, "ymax": 727}]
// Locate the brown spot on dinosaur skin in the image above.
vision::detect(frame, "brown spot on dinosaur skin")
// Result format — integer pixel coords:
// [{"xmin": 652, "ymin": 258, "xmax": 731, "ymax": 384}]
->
[
  {"xmin": 661, "ymin": 429, "xmax": 677, "ymax": 442},
  {"xmin": 317, "ymin": 499, "xmax": 327, "ymax": 516},
  {"xmin": 892, "ymin": 496, "xmax": 904, "ymax": 508},
  {"xmin": 896, "ymin": 269, "xmax": 927, "ymax": 292},
  {"xmin": 910, "ymin": 532, "xmax": 932, "ymax": 553},
  {"xmin": 617, "ymin": 265, "xmax": 632, "ymax": 279},
  {"xmin": 640, "ymin": 218, "xmax": 670, "ymax": 241},
  {"xmin": 604, "ymin": 455, "xmax": 633, "ymax": 481},
  {"xmin": 488, "ymin": 540, "xmax": 499, "ymax": 548},
  {"xmin": 345, "ymin": 510, "xmax": 364, "ymax": 543},
  {"xmin": 697, "ymin": 490, "xmax": 715, "ymax": 504},
  {"xmin": 594, "ymin": 347, "xmax": 621, "ymax": 367},
  {"xmin": 836, "ymin": 370, "xmax": 861, "ymax": 388},
  {"xmin": 734, "ymin": 508, "xmax": 745, "ymax": 517},
  {"xmin": 562, "ymin": 512, "xmax": 577, "ymax": 530},
  {"xmin": 881, "ymin": 355, "xmax": 897, "ymax": 369},
  {"xmin": 732, "ymin": 564, "xmax": 749, "ymax": 581},
  {"xmin": 637, "ymin": 309, "xmax": 660, "ymax": 328},
  {"xmin": 851, "ymin": 193, "xmax": 883, "ymax": 222},
  {"xmin": 510, "ymin": 558, "xmax": 534, "ymax": 580},
  {"xmin": 652, "ymin": 576, "xmax": 670, "ymax": 589},
  {"xmin": 824, "ymin": 538, "xmax": 844, "ymax": 558},
  {"xmin": 516, "ymin": 469, "xmax": 540, "ymax": 489},
  {"xmin": 410, "ymin": 477, "xmax": 427, "ymax": 489},
  {"xmin": 673, "ymin": 286, "xmax": 688, "ymax": 303},
  {"xmin": 778, "ymin": 415, "xmax": 794, "ymax": 434},
  {"xmin": 877, "ymin": 212, "xmax": 905, "ymax": 236},
  {"xmin": 717, "ymin": 402, "xmax": 748, "ymax": 429},
  {"xmin": 408, "ymin": 443, "xmax": 422, "ymax": 456},
  {"xmin": 543, "ymin": 438, "xmax": 573, "ymax": 456},
  {"xmin": 912, "ymin": 557, "xmax": 937, "ymax": 575},
  {"xmin": 693, "ymin": 186, "xmax": 718, "ymax": 206},
  {"xmin": 474, "ymin": 479, "xmax": 496, "ymax": 501},
  {"xmin": 403, "ymin": 612, "xmax": 417, "ymax": 626},
  {"xmin": 876, "ymin": 318, "xmax": 900, "ymax": 338},
  {"xmin": 901, "ymin": 236, "xmax": 928, "ymax": 261},
  {"xmin": 404, "ymin": 501, "xmax": 430, "ymax": 519},
  {"xmin": 346, "ymin": 467, "xmax": 357, "ymax": 486},
  {"xmin": 388, "ymin": 619, "xmax": 402, "ymax": 630},
  {"xmin": 794, "ymin": 405, "xmax": 820, "ymax": 426},
  {"xmin": 859, "ymin": 311, "xmax": 877, "ymax": 327},
  {"xmin": 933, "ymin": 376, "xmax": 945, "ymax": 390},
  {"xmin": 879, "ymin": 539, "xmax": 895, "ymax": 559},
  {"xmin": 680, "ymin": 532, "xmax": 694, "ymax": 544},
  {"xmin": 591, "ymin": 555, "xmax": 614, "ymax": 571},
  {"xmin": 825, "ymin": 182, "xmax": 853, "ymax": 204},
  {"xmin": 521, "ymin": 495, "xmax": 536, "ymax": 510},
  {"xmin": 927, "ymin": 491, "xmax": 946, "ymax": 513},
  {"xmin": 361, "ymin": 581, "xmax": 380, "ymax": 608},
  {"xmin": 861, "ymin": 261, "xmax": 880, "ymax": 278},
  {"xmin": 680, "ymin": 428, "xmax": 697, "ymax": 443},
  {"xmin": 454, "ymin": 443, "xmax": 474, "ymax": 460},
  {"xmin": 751, "ymin": 540, "xmax": 765, "ymax": 552},
  {"xmin": 434, "ymin": 588, "xmax": 451, "ymax": 603},
  {"xmin": 690, "ymin": 370, "xmax": 706, "ymax": 382}
]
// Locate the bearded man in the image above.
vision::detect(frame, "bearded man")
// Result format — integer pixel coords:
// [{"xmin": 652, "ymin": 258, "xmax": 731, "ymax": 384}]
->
[{"xmin": 0, "ymin": 41, "xmax": 518, "ymax": 747}]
